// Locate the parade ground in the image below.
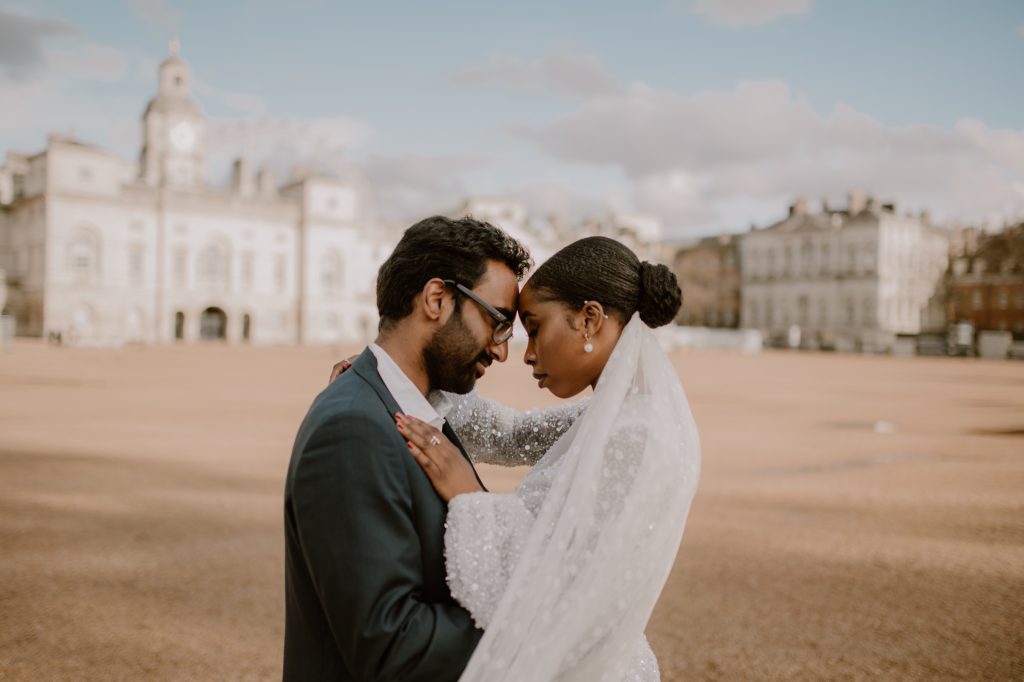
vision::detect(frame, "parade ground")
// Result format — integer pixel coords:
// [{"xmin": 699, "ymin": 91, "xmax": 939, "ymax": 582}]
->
[{"xmin": 0, "ymin": 341, "xmax": 1021, "ymax": 680}]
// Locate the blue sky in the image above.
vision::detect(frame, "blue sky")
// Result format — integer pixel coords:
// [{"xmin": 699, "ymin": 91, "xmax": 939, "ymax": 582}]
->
[{"xmin": 1, "ymin": 0, "xmax": 1022, "ymax": 236}]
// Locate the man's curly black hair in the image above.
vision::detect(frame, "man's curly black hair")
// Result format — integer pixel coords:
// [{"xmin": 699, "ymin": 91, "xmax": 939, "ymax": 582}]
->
[{"xmin": 375, "ymin": 215, "xmax": 532, "ymax": 332}]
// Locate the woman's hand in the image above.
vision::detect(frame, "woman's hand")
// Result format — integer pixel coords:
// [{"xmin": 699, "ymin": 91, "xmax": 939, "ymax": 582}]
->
[
  {"xmin": 329, "ymin": 354, "xmax": 360, "ymax": 384},
  {"xmin": 396, "ymin": 413, "xmax": 483, "ymax": 503}
]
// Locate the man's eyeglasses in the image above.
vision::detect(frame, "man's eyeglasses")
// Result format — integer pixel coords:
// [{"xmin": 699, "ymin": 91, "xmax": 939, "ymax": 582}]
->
[{"xmin": 443, "ymin": 279, "xmax": 514, "ymax": 344}]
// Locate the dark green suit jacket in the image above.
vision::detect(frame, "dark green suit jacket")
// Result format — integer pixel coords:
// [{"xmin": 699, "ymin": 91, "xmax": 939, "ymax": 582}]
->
[{"xmin": 283, "ymin": 348, "xmax": 482, "ymax": 681}]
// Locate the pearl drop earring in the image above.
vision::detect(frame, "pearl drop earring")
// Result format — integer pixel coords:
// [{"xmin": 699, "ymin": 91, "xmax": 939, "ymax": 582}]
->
[{"xmin": 584, "ymin": 332, "xmax": 593, "ymax": 353}]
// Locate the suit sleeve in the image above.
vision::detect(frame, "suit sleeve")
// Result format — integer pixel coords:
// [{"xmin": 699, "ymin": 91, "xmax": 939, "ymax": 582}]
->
[{"xmin": 290, "ymin": 410, "xmax": 481, "ymax": 681}]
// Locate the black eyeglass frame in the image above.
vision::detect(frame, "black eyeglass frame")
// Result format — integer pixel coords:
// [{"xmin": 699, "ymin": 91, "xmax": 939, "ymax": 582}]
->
[{"xmin": 442, "ymin": 279, "xmax": 514, "ymax": 344}]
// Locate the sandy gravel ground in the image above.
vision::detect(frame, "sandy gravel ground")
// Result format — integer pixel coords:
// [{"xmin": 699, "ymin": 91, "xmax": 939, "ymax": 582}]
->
[{"xmin": 0, "ymin": 341, "xmax": 1021, "ymax": 680}]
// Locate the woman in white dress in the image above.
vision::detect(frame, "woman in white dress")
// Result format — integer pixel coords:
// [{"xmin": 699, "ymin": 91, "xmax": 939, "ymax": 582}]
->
[{"xmin": 337, "ymin": 236, "xmax": 700, "ymax": 681}]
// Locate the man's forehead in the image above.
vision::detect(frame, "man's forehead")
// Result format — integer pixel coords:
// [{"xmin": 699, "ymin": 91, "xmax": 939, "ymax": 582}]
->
[{"xmin": 474, "ymin": 263, "xmax": 519, "ymax": 311}]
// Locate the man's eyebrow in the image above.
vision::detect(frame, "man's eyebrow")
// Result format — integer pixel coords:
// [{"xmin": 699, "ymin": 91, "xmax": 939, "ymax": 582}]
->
[{"xmin": 518, "ymin": 310, "xmax": 535, "ymax": 319}]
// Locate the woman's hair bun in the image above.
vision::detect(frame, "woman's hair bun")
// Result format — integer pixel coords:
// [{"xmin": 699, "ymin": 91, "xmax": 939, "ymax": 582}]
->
[{"xmin": 637, "ymin": 261, "xmax": 682, "ymax": 328}]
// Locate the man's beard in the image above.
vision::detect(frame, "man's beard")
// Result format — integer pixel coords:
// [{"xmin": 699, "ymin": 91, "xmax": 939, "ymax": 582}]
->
[{"xmin": 423, "ymin": 309, "xmax": 490, "ymax": 394}]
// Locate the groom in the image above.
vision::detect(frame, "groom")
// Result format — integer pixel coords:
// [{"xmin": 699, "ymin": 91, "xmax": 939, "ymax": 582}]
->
[{"xmin": 283, "ymin": 216, "xmax": 532, "ymax": 681}]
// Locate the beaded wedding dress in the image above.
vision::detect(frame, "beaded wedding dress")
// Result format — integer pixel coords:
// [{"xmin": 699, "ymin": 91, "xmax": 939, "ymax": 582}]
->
[{"xmin": 441, "ymin": 315, "xmax": 701, "ymax": 681}]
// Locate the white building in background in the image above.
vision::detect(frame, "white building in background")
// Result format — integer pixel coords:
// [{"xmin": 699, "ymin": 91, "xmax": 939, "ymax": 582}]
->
[
  {"xmin": 0, "ymin": 42, "xmax": 385, "ymax": 346},
  {"xmin": 452, "ymin": 198, "xmax": 564, "ymax": 267},
  {"xmin": 740, "ymin": 192, "xmax": 949, "ymax": 351}
]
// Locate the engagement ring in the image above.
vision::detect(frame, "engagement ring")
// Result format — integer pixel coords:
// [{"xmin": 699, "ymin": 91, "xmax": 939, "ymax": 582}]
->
[{"xmin": 429, "ymin": 435, "xmax": 441, "ymax": 446}]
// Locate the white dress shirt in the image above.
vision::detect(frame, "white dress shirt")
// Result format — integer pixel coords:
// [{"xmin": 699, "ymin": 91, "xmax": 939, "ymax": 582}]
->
[{"xmin": 368, "ymin": 343, "xmax": 453, "ymax": 429}]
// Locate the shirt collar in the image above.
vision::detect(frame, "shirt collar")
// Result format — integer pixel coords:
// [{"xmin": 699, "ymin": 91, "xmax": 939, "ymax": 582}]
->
[{"xmin": 368, "ymin": 343, "xmax": 451, "ymax": 429}]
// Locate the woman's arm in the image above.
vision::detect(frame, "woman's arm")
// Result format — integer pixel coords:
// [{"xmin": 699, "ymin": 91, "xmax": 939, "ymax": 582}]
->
[{"xmin": 444, "ymin": 391, "xmax": 588, "ymax": 467}]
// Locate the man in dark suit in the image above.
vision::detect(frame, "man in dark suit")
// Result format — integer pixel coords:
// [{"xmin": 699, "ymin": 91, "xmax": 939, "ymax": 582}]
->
[{"xmin": 283, "ymin": 216, "xmax": 532, "ymax": 681}]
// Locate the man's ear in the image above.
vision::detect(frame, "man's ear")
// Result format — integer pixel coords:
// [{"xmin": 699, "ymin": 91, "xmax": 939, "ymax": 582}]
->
[{"xmin": 420, "ymin": 278, "xmax": 450, "ymax": 322}]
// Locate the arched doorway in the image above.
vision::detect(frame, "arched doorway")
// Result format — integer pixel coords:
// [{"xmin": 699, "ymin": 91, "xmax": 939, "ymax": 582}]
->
[
  {"xmin": 241, "ymin": 313, "xmax": 251, "ymax": 342},
  {"xmin": 174, "ymin": 311, "xmax": 185, "ymax": 340},
  {"xmin": 200, "ymin": 307, "xmax": 227, "ymax": 340}
]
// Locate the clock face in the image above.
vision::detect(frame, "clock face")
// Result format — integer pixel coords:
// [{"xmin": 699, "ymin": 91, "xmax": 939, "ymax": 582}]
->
[{"xmin": 170, "ymin": 121, "xmax": 196, "ymax": 151}]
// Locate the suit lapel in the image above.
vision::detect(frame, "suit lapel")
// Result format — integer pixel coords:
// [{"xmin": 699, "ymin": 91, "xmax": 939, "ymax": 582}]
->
[
  {"xmin": 351, "ymin": 347, "xmax": 488, "ymax": 493},
  {"xmin": 443, "ymin": 420, "xmax": 488, "ymax": 492}
]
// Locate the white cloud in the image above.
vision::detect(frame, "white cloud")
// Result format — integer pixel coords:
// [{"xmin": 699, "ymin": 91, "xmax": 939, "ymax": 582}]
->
[
  {"xmin": 690, "ymin": 0, "xmax": 813, "ymax": 27},
  {"xmin": 204, "ymin": 117, "xmax": 370, "ymax": 181},
  {"xmin": 452, "ymin": 50, "xmax": 622, "ymax": 97},
  {"xmin": 360, "ymin": 154, "xmax": 493, "ymax": 220},
  {"xmin": 521, "ymin": 79, "xmax": 1024, "ymax": 233},
  {"xmin": 123, "ymin": 0, "xmax": 182, "ymax": 30},
  {"xmin": 47, "ymin": 43, "xmax": 129, "ymax": 82},
  {"xmin": 193, "ymin": 79, "xmax": 267, "ymax": 116},
  {"xmin": 0, "ymin": 8, "xmax": 77, "ymax": 80}
]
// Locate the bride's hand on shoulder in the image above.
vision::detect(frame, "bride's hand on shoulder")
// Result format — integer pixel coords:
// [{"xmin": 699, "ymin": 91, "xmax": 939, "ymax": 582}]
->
[
  {"xmin": 329, "ymin": 354, "xmax": 360, "ymax": 384},
  {"xmin": 395, "ymin": 414, "xmax": 483, "ymax": 503}
]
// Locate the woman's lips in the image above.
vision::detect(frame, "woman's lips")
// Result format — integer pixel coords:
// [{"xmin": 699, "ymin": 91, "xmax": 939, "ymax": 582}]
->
[{"xmin": 533, "ymin": 373, "xmax": 547, "ymax": 387}]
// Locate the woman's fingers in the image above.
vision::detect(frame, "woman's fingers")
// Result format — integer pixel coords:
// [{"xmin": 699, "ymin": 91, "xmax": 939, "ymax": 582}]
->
[
  {"xmin": 329, "ymin": 360, "xmax": 350, "ymax": 383},
  {"xmin": 407, "ymin": 441, "xmax": 439, "ymax": 478},
  {"xmin": 328, "ymin": 354, "xmax": 360, "ymax": 384},
  {"xmin": 396, "ymin": 414, "xmax": 445, "ymax": 454}
]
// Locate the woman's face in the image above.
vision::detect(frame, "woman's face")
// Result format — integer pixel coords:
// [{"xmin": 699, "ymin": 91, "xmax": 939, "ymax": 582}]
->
[{"xmin": 518, "ymin": 285, "xmax": 610, "ymax": 399}]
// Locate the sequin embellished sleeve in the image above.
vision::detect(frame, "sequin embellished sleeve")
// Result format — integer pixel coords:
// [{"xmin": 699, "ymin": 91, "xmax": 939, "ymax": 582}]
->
[
  {"xmin": 442, "ymin": 391, "xmax": 588, "ymax": 466},
  {"xmin": 444, "ymin": 492, "xmax": 534, "ymax": 630}
]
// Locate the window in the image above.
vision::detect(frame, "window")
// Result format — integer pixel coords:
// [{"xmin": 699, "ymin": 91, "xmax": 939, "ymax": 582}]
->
[
  {"xmin": 801, "ymin": 242, "xmax": 813, "ymax": 276},
  {"xmin": 198, "ymin": 242, "xmax": 228, "ymax": 286},
  {"xmin": 321, "ymin": 250, "xmax": 344, "ymax": 294},
  {"xmin": 68, "ymin": 230, "xmax": 100, "ymax": 284},
  {"xmin": 173, "ymin": 247, "xmax": 188, "ymax": 287},
  {"xmin": 275, "ymin": 254, "xmax": 287, "ymax": 293},
  {"xmin": 971, "ymin": 290, "xmax": 983, "ymax": 311},
  {"xmin": 846, "ymin": 298, "xmax": 856, "ymax": 325},
  {"xmin": 241, "ymin": 252, "xmax": 254, "ymax": 291},
  {"xmin": 997, "ymin": 290, "xmax": 1009, "ymax": 310},
  {"xmin": 129, "ymin": 244, "xmax": 144, "ymax": 285},
  {"xmin": 820, "ymin": 244, "xmax": 830, "ymax": 275}
]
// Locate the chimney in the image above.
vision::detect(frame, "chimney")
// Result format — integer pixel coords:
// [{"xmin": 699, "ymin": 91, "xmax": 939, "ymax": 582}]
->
[
  {"xmin": 847, "ymin": 189, "xmax": 866, "ymax": 215},
  {"xmin": 788, "ymin": 196, "xmax": 808, "ymax": 217},
  {"xmin": 919, "ymin": 210, "xmax": 931, "ymax": 226},
  {"xmin": 866, "ymin": 196, "xmax": 881, "ymax": 213},
  {"xmin": 231, "ymin": 157, "xmax": 254, "ymax": 197},
  {"xmin": 257, "ymin": 168, "xmax": 276, "ymax": 197}
]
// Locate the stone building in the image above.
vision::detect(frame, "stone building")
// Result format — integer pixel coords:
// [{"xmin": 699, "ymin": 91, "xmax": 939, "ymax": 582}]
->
[
  {"xmin": 739, "ymin": 192, "xmax": 949, "ymax": 351},
  {"xmin": 671, "ymin": 234, "xmax": 740, "ymax": 327},
  {"xmin": 945, "ymin": 223, "xmax": 1024, "ymax": 336},
  {"xmin": 0, "ymin": 42, "xmax": 385, "ymax": 346}
]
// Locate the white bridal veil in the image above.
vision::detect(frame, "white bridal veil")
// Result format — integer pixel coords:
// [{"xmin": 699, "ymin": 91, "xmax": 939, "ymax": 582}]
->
[{"xmin": 460, "ymin": 314, "xmax": 701, "ymax": 681}]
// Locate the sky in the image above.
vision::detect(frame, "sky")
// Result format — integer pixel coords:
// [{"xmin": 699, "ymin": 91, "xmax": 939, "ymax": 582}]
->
[{"xmin": 1, "ymin": 0, "xmax": 1022, "ymax": 238}]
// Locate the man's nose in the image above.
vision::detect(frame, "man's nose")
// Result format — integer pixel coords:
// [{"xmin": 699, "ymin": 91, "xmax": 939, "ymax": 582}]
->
[{"xmin": 490, "ymin": 339, "xmax": 509, "ymax": 363}]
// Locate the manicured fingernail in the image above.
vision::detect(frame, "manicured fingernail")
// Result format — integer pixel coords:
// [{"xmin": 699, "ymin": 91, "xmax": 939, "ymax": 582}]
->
[{"xmin": 407, "ymin": 442, "xmax": 414, "ymax": 450}]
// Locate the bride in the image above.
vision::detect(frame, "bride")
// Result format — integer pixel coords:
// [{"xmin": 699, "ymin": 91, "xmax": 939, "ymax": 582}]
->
[{"xmin": 335, "ymin": 236, "xmax": 700, "ymax": 681}]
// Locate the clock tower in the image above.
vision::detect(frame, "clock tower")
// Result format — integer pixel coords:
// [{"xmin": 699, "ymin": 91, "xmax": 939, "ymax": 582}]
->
[{"xmin": 140, "ymin": 39, "xmax": 205, "ymax": 188}]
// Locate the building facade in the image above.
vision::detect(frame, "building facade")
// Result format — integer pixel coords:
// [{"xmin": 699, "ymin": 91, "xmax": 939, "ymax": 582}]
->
[
  {"xmin": 945, "ymin": 223, "xmax": 1024, "ymax": 336},
  {"xmin": 739, "ymin": 192, "xmax": 949, "ymax": 351},
  {"xmin": 0, "ymin": 44, "xmax": 385, "ymax": 346},
  {"xmin": 671, "ymin": 234, "xmax": 740, "ymax": 328}
]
